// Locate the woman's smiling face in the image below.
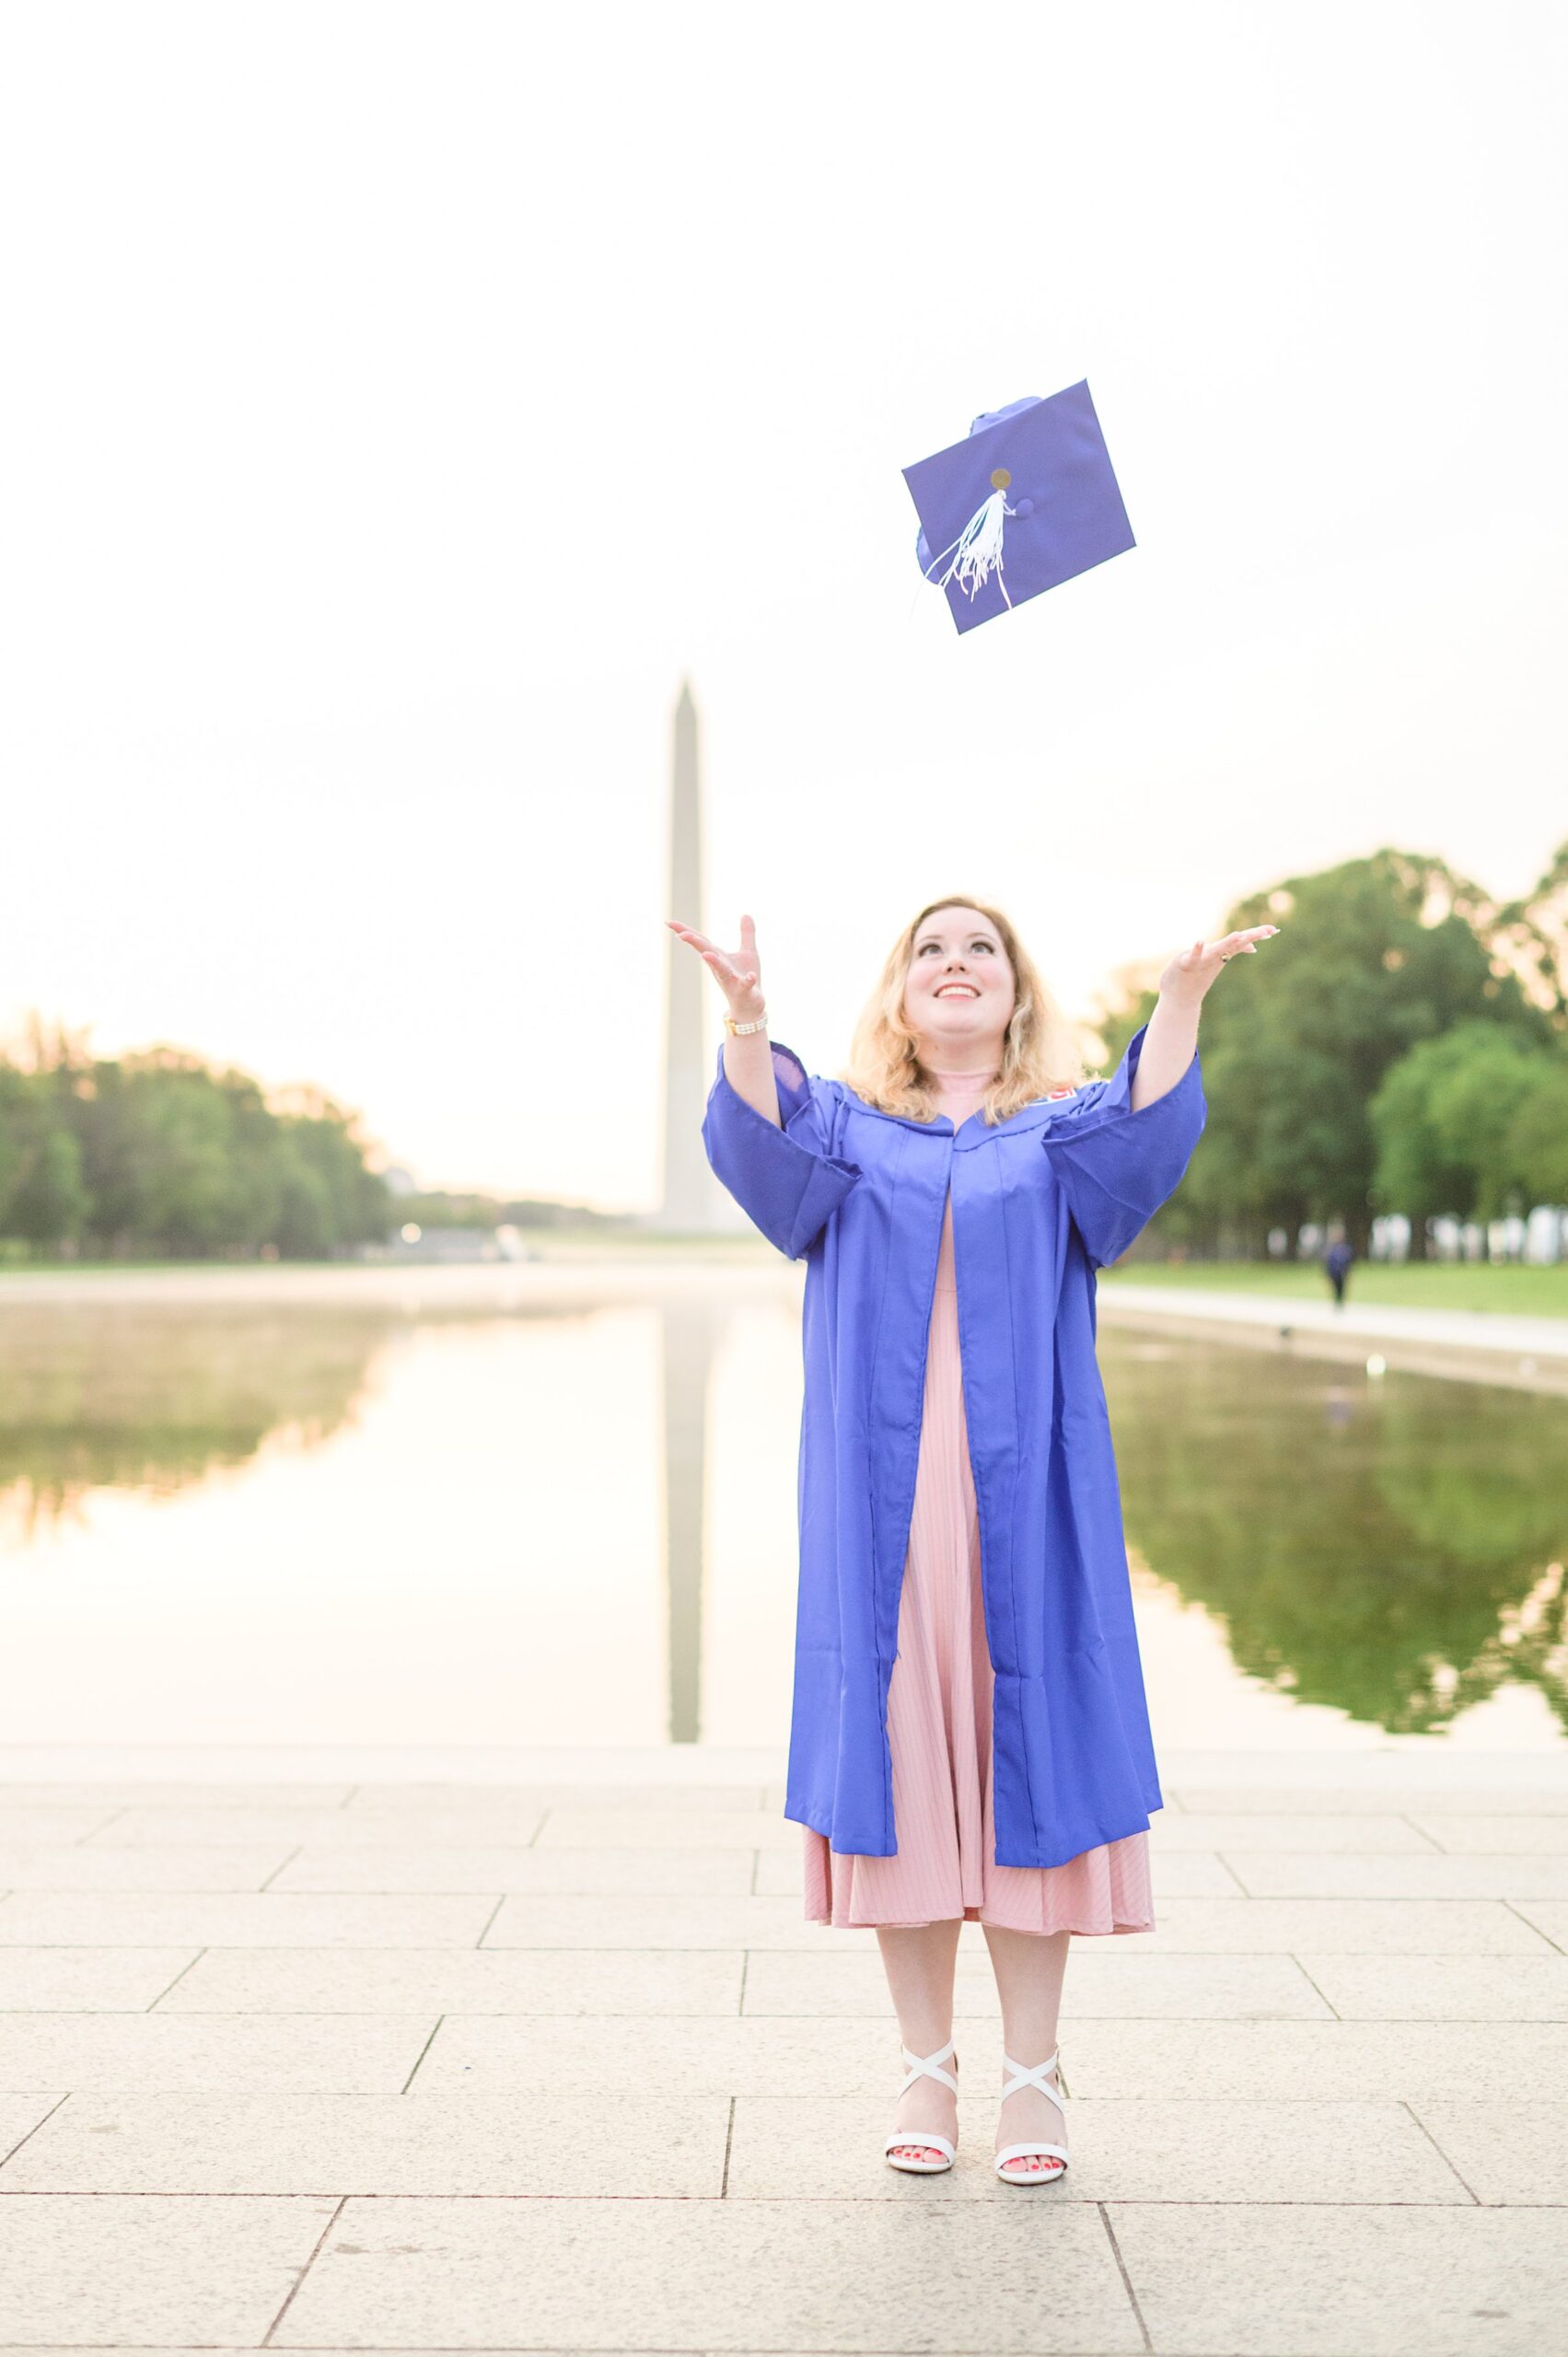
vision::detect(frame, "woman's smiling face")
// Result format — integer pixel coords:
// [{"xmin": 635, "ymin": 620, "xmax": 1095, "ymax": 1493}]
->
[{"xmin": 901, "ymin": 904, "xmax": 1016, "ymax": 1062}]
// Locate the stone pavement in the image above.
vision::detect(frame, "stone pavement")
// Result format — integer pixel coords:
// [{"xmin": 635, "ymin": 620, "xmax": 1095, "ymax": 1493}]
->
[
  {"xmin": 1, "ymin": 1742, "xmax": 1566, "ymax": 2354},
  {"xmin": 1098, "ymin": 1281, "xmax": 1568, "ymax": 1395}
]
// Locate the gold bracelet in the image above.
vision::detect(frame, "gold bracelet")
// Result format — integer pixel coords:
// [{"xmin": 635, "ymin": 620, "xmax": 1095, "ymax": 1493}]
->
[{"xmin": 724, "ymin": 1007, "xmax": 769, "ymax": 1037}]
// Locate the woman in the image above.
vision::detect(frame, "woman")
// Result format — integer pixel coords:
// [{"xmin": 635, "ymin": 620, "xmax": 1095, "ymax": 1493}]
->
[{"xmin": 668, "ymin": 896, "xmax": 1273, "ymax": 2183}]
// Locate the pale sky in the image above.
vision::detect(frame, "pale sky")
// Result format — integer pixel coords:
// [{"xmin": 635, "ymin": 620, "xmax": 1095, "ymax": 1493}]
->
[{"xmin": 3, "ymin": 0, "xmax": 1563, "ymax": 1209}]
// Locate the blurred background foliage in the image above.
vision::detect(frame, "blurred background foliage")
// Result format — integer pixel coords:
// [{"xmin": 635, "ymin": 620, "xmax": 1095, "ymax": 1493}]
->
[
  {"xmin": 1098, "ymin": 838, "xmax": 1568, "ymax": 1255},
  {"xmin": 0, "ymin": 1040, "xmax": 391, "ymax": 1260}
]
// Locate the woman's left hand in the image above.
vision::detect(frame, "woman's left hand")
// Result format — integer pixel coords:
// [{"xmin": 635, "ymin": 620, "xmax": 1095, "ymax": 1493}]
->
[{"xmin": 1158, "ymin": 925, "xmax": 1279, "ymax": 1004}]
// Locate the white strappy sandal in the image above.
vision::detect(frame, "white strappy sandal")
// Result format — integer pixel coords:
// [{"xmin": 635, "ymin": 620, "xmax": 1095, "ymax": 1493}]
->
[
  {"xmin": 883, "ymin": 2035, "xmax": 959, "ymax": 2174},
  {"xmin": 993, "ymin": 2046, "xmax": 1069, "ymax": 2184}
]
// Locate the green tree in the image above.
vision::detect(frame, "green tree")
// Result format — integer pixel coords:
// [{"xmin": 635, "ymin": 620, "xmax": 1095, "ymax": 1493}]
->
[
  {"xmin": 1371, "ymin": 1023, "xmax": 1557, "ymax": 1231},
  {"xmin": 1, "ymin": 1031, "xmax": 393, "ymax": 1260},
  {"xmin": 1504, "ymin": 1057, "xmax": 1568, "ymax": 1210},
  {"xmin": 1098, "ymin": 850, "xmax": 1551, "ymax": 1257},
  {"xmin": 273, "ymin": 1098, "xmax": 393, "ymax": 1256},
  {"xmin": 0, "ymin": 1070, "xmax": 88, "ymax": 1250},
  {"xmin": 1491, "ymin": 837, "xmax": 1568, "ymax": 1026},
  {"xmin": 105, "ymin": 1056, "xmax": 241, "ymax": 1256}
]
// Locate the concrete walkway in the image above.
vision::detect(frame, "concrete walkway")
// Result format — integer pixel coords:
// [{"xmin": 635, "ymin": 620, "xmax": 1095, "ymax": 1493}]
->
[
  {"xmin": 1098, "ymin": 1281, "xmax": 1568, "ymax": 1393},
  {"xmin": 1, "ymin": 1741, "xmax": 1566, "ymax": 2354}
]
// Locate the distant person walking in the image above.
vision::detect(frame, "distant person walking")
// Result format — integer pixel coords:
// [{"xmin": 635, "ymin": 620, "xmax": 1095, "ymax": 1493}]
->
[
  {"xmin": 1324, "ymin": 1230, "xmax": 1354, "ymax": 1309},
  {"xmin": 671, "ymin": 896, "xmax": 1275, "ymax": 2185}
]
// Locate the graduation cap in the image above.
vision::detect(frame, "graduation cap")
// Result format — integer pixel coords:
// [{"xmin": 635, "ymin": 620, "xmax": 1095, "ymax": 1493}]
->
[{"xmin": 903, "ymin": 383, "xmax": 1135, "ymax": 634}]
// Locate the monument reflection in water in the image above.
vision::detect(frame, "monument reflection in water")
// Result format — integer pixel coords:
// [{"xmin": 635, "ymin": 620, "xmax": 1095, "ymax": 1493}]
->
[{"xmin": 0, "ymin": 1283, "xmax": 1563, "ymax": 1750}]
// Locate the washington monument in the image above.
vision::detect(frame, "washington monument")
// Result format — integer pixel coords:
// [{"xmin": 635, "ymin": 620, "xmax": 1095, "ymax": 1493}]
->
[{"xmin": 657, "ymin": 679, "xmax": 730, "ymax": 1232}]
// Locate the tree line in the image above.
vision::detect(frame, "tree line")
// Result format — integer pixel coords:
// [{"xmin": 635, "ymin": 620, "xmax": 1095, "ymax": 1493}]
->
[
  {"xmin": 0, "ymin": 1029, "xmax": 391, "ymax": 1260},
  {"xmin": 1102, "ymin": 842, "xmax": 1568, "ymax": 1257}
]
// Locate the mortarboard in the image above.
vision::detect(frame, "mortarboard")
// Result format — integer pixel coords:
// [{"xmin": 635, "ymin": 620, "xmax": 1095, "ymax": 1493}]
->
[{"xmin": 903, "ymin": 382, "xmax": 1135, "ymax": 634}]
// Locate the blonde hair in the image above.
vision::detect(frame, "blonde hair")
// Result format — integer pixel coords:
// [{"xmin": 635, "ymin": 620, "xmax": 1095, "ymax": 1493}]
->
[{"xmin": 835, "ymin": 895, "xmax": 1086, "ymax": 1124}]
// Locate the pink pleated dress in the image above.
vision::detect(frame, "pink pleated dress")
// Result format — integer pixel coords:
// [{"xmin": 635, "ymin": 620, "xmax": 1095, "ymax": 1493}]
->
[{"xmin": 803, "ymin": 1064, "xmax": 1155, "ymax": 1936}]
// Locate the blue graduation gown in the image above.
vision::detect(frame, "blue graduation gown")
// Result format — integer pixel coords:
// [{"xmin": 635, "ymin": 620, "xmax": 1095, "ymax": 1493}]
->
[{"xmin": 702, "ymin": 1023, "xmax": 1206, "ymax": 1869}]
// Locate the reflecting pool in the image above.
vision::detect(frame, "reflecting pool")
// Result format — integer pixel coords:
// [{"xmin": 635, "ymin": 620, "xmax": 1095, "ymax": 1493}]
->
[{"xmin": 1, "ymin": 1270, "xmax": 1563, "ymax": 1751}]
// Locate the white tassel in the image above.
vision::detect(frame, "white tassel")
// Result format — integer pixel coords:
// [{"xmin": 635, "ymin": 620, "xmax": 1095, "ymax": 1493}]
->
[{"xmin": 924, "ymin": 486, "xmax": 1015, "ymax": 607}]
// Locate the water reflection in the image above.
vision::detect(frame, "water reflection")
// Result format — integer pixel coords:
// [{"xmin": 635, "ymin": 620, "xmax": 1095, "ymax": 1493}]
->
[
  {"xmin": 0, "ymin": 1276, "xmax": 1564, "ymax": 1748},
  {"xmin": 0, "ymin": 1301, "xmax": 377, "ymax": 1536},
  {"xmin": 0, "ymin": 1276, "xmax": 774, "ymax": 1749},
  {"xmin": 1103, "ymin": 1334, "xmax": 1568, "ymax": 1738},
  {"xmin": 660, "ymin": 1294, "xmax": 722, "ymax": 1744}
]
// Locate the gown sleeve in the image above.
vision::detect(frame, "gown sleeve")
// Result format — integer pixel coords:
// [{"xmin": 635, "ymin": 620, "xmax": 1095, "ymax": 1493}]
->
[
  {"xmin": 702, "ymin": 1038, "xmax": 864, "ymax": 1261},
  {"xmin": 1040, "ymin": 1020, "xmax": 1206, "ymax": 1270}
]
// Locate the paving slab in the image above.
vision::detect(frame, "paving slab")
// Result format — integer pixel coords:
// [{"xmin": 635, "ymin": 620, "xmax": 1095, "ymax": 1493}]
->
[
  {"xmin": 1299, "ymin": 1952, "xmax": 1568, "ymax": 2020},
  {"xmin": 1509, "ymin": 1898, "xmax": 1568, "ymax": 1948},
  {"xmin": 0, "ymin": 1946, "xmax": 200, "ymax": 2011},
  {"xmin": 346, "ymin": 1780, "xmax": 770, "ymax": 1810},
  {"xmin": 534, "ymin": 1806, "xmax": 801, "ymax": 1851},
  {"xmin": 94, "ymin": 1805, "xmax": 547, "ymax": 1846},
  {"xmin": 1109, "ymin": 1896, "xmax": 1557, "ymax": 1952},
  {"xmin": 1107, "ymin": 2199, "xmax": 1568, "ymax": 2355},
  {"xmin": 0, "ymin": 1806, "xmax": 122, "ymax": 1841},
  {"xmin": 1152, "ymin": 1810, "xmax": 1440, "ymax": 1852},
  {"xmin": 0, "ymin": 1749, "xmax": 1562, "ymax": 2354},
  {"xmin": 1, "ymin": 2089, "xmax": 730, "ymax": 2195},
  {"xmin": 0, "ymin": 2011, "xmax": 434, "ymax": 2092},
  {"xmin": 1167, "ymin": 1785, "xmax": 1568, "ymax": 1814},
  {"xmin": 1411, "ymin": 2099, "xmax": 1568, "ymax": 2204},
  {"xmin": 1225, "ymin": 1850, "xmax": 1568, "ymax": 1898},
  {"xmin": 156, "ymin": 1943, "xmax": 747, "ymax": 2015},
  {"xmin": 0, "ymin": 1841, "xmax": 296, "ymax": 1890},
  {"xmin": 273, "ymin": 2194, "xmax": 1144, "ymax": 2351},
  {"xmin": 726, "ymin": 2093, "xmax": 1469, "ymax": 2203},
  {"xmin": 273, "ymin": 1841, "xmax": 756, "ymax": 1893},
  {"xmin": 408, "ymin": 2012, "xmax": 964, "ymax": 2096},
  {"xmin": 482, "ymin": 1891, "xmax": 878, "ymax": 1948},
  {"xmin": 1061, "ymin": 2016, "xmax": 1568, "ymax": 2104},
  {"xmin": 1410, "ymin": 1814, "xmax": 1568, "ymax": 1853},
  {"xmin": 0, "ymin": 2094, "xmax": 64, "ymax": 2160},
  {"xmin": 0, "ymin": 2192, "xmax": 338, "ymax": 2344},
  {"xmin": 741, "ymin": 1946, "xmax": 1333, "ymax": 2020},
  {"xmin": 0, "ymin": 1782, "xmax": 356, "ymax": 1805},
  {"xmin": 0, "ymin": 1890, "xmax": 499, "ymax": 1946}
]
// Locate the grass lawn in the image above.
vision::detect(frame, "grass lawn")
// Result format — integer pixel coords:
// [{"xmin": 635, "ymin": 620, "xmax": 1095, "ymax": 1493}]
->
[{"xmin": 1100, "ymin": 1259, "xmax": 1568, "ymax": 1318}]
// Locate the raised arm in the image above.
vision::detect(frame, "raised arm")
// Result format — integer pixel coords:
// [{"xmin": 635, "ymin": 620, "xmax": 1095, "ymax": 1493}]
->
[
  {"xmin": 667, "ymin": 910, "xmax": 864, "ymax": 1260},
  {"xmin": 1041, "ymin": 920, "xmax": 1279, "ymax": 1269},
  {"xmin": 1131, "ymin": 924, "xmax": 1279, "ymax": 1110},
  {"xmin": 666, "ymin": 912, "xmax": 779, "ymax": 1126}
]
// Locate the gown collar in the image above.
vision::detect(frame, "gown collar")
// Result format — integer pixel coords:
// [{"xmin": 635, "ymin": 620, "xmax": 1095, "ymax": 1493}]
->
[
  {"xmin": 835, "ymin": 1076, "xmax": 1083, "ymax": 1147},
  {"xmin": 758, "ymin": 1036, "xmax": 1107, "ymax": 1151}
]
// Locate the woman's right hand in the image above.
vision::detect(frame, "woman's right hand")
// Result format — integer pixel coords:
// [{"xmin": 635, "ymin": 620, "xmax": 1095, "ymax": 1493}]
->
[
  {"xmin": 666, "ymin": 913, "xmax": 766, "ymax": 1022},
  {"xmin": 668, "ymin": 912, "xmax": 780, "ymax": 1130}
]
